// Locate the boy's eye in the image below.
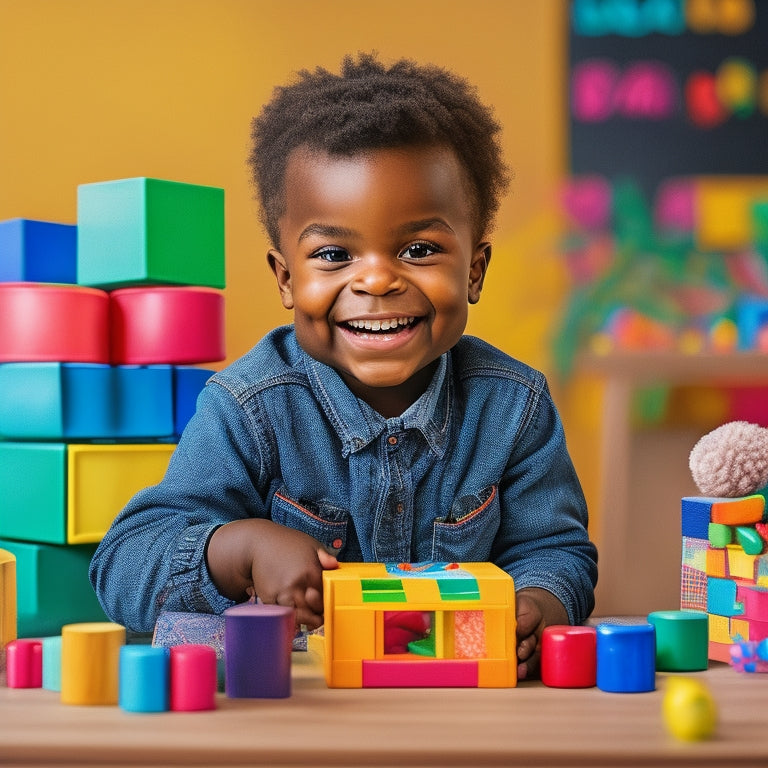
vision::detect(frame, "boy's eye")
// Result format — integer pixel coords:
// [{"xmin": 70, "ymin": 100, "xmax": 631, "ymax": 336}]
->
[
  {"xmin": 400, "ymin": 242, "xmax": 439, "ymax": 260},
  {"xmin": 311, "ymin": 247, "xmax": 351, "ymax": 263}
]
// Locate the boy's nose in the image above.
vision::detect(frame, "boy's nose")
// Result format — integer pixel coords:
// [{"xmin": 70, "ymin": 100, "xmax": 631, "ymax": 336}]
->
[{"xmin": 350, "ymin": 255, "xmax": 406, "ymax": 295}]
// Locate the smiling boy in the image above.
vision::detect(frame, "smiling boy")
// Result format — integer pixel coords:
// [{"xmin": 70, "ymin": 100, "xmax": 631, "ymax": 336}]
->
[{"xmin": 90, "ymin": 54, "xmax": 597, "ymax": 679}]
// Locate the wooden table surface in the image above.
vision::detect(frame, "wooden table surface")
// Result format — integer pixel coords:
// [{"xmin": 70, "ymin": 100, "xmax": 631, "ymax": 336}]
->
[{"xmin": 2, "ymin": 652, "xmax": 767, "ymax": 767}]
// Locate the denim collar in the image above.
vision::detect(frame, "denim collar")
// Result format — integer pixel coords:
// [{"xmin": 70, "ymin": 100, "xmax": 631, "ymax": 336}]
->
[{"xmin": 303, "ymin": 351, "xmax": 451, "ymax": 459}]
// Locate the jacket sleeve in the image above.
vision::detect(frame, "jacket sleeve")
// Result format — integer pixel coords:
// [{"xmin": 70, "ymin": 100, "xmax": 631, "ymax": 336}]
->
[
  {"xmin": 89, "ymin": 381, "xmax": 270, "ymax": 632},
  {"xmin": 492, "ymin": 382, "xmax": 598, "ymax": 625}
]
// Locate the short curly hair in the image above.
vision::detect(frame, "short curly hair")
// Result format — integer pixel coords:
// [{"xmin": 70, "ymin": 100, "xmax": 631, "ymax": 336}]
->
[{"xmin": 249, "ymin": 53, "xmax": 509, "ymax": 248}]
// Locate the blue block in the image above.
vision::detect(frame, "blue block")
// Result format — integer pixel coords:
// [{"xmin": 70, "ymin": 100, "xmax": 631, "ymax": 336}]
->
[
  {"xmin": 173, "ymin": 366, "xmax": 212, "ymax": 435},
  {"xmin": 707, "ymin": 577, "xmax": 744, "ymax": 617},
  {"xmin": 737, "ymin": 296, "xmax": 768, "ymax": 351},
  {"xmin": 119, "ymin": 645, "xmax": 170, "ymax": 712},
  {"xmin": 0, "ymin": 363, "xmax": 174, "ymax": 439},
  {"xmin": 0, "ymin": 219, "xmax": 77, "ymax": 283},
  {"xmin": 681, "ymin": 497, "xmax": 713, "ymax": 539},
  {"xmin": 596, "ymin": 623, "xmax": 656, "ymax": 693}
]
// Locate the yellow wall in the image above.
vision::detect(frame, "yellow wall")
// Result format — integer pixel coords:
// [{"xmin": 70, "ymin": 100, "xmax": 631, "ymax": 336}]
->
[{"xmin": 0, "ymin": 0, "xmax": 569, "ymax": 370}]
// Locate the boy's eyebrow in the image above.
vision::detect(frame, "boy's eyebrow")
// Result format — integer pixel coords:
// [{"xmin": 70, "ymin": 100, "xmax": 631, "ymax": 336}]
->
[{"xmin": 297, "ymin": 218, "xmax": 455, "ymax": 243}]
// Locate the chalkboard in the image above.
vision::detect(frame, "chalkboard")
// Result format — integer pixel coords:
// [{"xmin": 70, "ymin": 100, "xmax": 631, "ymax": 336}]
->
[{"xmin": 568, "ymin": 0, "xmax": 768, "ymax": 199}]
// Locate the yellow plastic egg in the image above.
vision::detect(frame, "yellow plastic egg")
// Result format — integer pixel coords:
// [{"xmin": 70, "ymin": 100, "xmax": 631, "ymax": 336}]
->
[{"xmin": 662, "ymin": 676, "xmax": 718, "ymax": 741}]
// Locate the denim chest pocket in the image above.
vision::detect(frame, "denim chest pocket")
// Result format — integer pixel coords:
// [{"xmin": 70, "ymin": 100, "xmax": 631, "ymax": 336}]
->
[
  {"xmin": 270, "ymin": 488, "xmax": 350, "ymax": 556},
  {"xmin": 431, "ymin": 485, "xmax": 500, "ymax": 562}
]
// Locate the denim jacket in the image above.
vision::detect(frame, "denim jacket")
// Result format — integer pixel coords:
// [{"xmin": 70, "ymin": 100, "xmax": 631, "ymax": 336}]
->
[{"xmin": 90, "ymin": 326, "xmax": 597, "ymax": 632}]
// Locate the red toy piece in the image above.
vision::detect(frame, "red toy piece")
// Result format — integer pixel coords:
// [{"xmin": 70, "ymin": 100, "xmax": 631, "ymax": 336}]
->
[
  {"xmin": 0, "ymin": 283, "xmax": 109, "ymax": 363},
  {"xmin": 168, "ymin": 644, "xmax": 217, "ymax": 711},
  {"xmin": 6, "ymin": 639, "xmax": 43, "ymax": 688},
  {"xmin": 540, "ymin": 625, "xmax": 597, "ymax": 688},
  {"xmin": 110, "ymin": 286, "xmax": 225, "ymax": 365}
]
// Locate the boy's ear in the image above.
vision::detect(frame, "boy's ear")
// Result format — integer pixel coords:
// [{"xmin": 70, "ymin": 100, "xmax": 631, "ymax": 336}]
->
[
  {"xmin": 468, "ymin": 243, "xmax": 492, "ymax": 305},
  {"xmin": 267, "ymin": 249, "xmax": 294, "ymax": 310}
]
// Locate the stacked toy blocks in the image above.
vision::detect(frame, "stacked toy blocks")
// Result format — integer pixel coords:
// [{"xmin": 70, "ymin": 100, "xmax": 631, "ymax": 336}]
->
[
  {"xmin": 0, "ymin": 177, "xmax": 225, "ymax": 638},
  {"xmin": 319, "ymin": 561, "xmax": 517, "ymax": 688},
  {"xmin": 680, "ymin": 493, "xmax": 768, "ymax": 662}
]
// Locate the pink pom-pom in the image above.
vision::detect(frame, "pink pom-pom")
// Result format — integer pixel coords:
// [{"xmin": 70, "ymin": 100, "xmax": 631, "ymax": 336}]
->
[{"xmin": 689, "ymin": 421, "xmax": 768, "ymax": 497}]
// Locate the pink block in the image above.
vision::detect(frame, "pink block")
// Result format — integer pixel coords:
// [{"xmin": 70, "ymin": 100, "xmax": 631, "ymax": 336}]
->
[
  {"xmin": 6, "ymin": 639, "xmax": 43, "ymax": 688},
  {"xmin": 0, "ymin": 283, "xmax": 109, "ymax": 363},
  {"xmin": 739, "ymin": 586, "xmax": 768, "ymax": 621},
  {"xmin": 541, "ymin": 625, "xmax": 597, "ymax": 688},
  {"xmin": 110, "ymin": 287, "xmax": 225, "ymax": 365},
  {"xmin": 169, "ymin": 644, "xmax": 217, "ymax": 711},
  {"xmin": 362, "ymin": 659, "xmax": 478, "ymax": 687}
]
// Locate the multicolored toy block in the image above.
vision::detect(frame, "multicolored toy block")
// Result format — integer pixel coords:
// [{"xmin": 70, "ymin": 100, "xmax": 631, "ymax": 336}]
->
[
  {"xmin": 0, "ymin": 539, "xmax": 107, "ymax": 637},
  {"xmin": 0, "ymin": 219, "xmax": 77, "ymax": 284},
  {"xmin": 0, "ymin": 283, "xmax": 109, "ymax": 363},
  {"xmin": 0, "ymin": 442, "xmax": 176, "ymax": 544},
  {"xmin": 680, "ymin": 493, "xmax": 768, "ymax": 662},
  {"xmin": 109, "ymin": 287, "xmax": 225, "ymax": 365},
  {"xmin": 77, "ymin": 177, "xmax": 225, "ymax": 289},
  {"xmin": 321, "ymin": 561, "xmax": 516, "ymax": 688}
]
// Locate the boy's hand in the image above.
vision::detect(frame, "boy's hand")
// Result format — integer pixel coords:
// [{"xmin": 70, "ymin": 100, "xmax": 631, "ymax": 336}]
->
[
  {"xmin": 515, "ymin": 587, "xmax": 568, "ymax": 681},
  {"xmin": 206, "ymin": 518, "xmax": 338, "ymax": 629}
]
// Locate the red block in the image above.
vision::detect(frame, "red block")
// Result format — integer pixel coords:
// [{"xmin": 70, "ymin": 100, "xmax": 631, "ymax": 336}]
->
[
  {"xmin": 110, "ymin": 286, "xmax": 225, "ymax": 365},
  {"xmin": 0, "ymin": 283, "xmax": 109, "ymax": 363},
  {"xmin": 169, "ymin": 644, "xmax": 217, "ymax": 711},
  {"xmin": 6, "ymin": 639, "xmax": 43, "ymax": 688},
  {"xmin": 739, "ymin": 586, "xmax": 768, "ymax": 622},
  {"xmin": 541, "ymin": 625, "xmax": 597, "ymax": 688}
]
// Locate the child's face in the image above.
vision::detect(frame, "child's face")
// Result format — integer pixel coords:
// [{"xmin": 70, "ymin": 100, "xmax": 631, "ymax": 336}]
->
[{"xmin": 268, "ymin": 144, "xmax": 490, "ymax": 416}]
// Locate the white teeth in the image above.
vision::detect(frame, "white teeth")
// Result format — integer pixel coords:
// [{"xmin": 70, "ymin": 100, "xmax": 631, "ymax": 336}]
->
[{"xmin": 347, "ymin": 316, "xmax": 415, "ymax": 331}]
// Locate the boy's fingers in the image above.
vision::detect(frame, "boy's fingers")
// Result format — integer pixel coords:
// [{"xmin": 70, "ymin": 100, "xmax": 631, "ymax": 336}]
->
[
  {"xmin": 317, "ymin": 548, "xmax": 339, "ymax": 570},
  {"xmin": 304, "ymin": 585, "xmax": 324, "ymax": 614}
]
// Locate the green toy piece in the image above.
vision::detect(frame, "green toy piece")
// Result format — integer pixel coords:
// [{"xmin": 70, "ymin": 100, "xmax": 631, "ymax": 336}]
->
[
  {"xmin": 736, "ymin": 525, "xmax": 765, "ymax": 556},
  {"xmin": 708, "ymin": 522, "xmax": 733, "ymax": 549}
]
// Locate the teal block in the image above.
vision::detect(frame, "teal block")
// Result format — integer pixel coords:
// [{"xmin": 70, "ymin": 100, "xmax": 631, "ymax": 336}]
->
[
  {"xmin": 0, "ymin": 539, "xmax": 107, "ymax": 637},
  {"xmin": 42, "ymin": 635, "xmax": 62, "ymax": 691},
  {"xmin": 77, "ymin": 177, "xmax": 225, "ymax": 289},
  {"xmin": 707, "ymin": 577, "xmax": 744, "ymax": 617},
  {"xmin": 0, "ymin": 443, "xmax": 66, "ymax": 544},
  {"xmin": 0, "ymin": 363, "xmax": 64, "ymax": 438}
]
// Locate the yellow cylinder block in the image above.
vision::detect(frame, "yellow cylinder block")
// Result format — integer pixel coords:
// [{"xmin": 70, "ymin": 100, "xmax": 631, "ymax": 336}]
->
[{"xmin": 61, "ymin": 622, "xmax": 125, "ymax": 705}]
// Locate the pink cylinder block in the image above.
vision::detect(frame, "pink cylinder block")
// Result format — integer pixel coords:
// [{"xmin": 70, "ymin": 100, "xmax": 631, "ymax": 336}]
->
[
  {"xmin": 169, "ymin": 644, "xmax": 217, "ymax": 711},
  {"xmin": 109, "ymin": 286, "xmax": 225, "ymax": 365},
  {"xmin": 6, "ymin": 639, "xmax": 43, "ymax": 688},
  {"xmin": 541, "ymin": 625, "xmax": 597, "ymax": 688},
  {"xmin": 0, "ymin": 283, "xmax": 109, "ymax": 363}
]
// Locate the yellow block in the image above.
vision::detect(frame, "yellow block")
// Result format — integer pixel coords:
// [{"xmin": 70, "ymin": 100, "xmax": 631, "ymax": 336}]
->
[
  {"xmin": 67, "ymin": 443, "xmax": 175, "ymax": 543},
  {"xmin": 332, "ymin": 608, "xmax": 375, "ymax": 661},
  {"xmin": 0, "ymin": 548, "xmax": 17, "ymax": 649},
  {"xmin": 695, "ymin": 176, "xmax": 768, "ymax": 251},
  {"xmin": 708, "ymin": 613, "xmax": 732, "ymax": 645},
  {"xmin": 61, "ymin": 622, "xmax": 125, "ymax": 705},
  {"xmin": 727, "ymin": 545, "xmax": 757, "ymax": 581},
  {"xmin": 706, "ymin": 547, "xmax": 727, "ymax": 577}
]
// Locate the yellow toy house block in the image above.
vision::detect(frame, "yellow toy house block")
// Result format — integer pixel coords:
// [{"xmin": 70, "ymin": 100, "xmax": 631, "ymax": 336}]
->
[
  {"xmin": 322, "ymin": 562, "xmax": 516, "ymax": 689},
  {"xmin": 67, "ymin": 444, "xmax": 176, "ymax": 543}
]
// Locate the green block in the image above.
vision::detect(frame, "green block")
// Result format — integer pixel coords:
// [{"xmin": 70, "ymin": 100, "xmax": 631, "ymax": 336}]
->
[
  {"xmin": 708, "ymin": 522, "xmax": 732, "ymax": 548},
  {"xmin": 362, "ymin": 591, "xmax": 407, "ymax": 603},
  {"xmin": 437, "ymin": 578, "xmax": 480, "ymax": 600},
  {"xmin": 647, "ymin": 610, "xmax": 708, "ymax": 671},
  {"xmin": 361, "ymin": 578, "xmax": 403, "ymax": 592},
  {"xmin": 0, "ymin": 539, "xmax": 107, "ymax": 637},
  {"xmin": 77, "ymin": 177, "xmax": 225, "ymax": 289},
  {"xmin": 0, "ymin": 443, "xmax": 66, "ymax": 544},
  {"xmin": 736, "ymin": 526, "xmax": 765, "ymax": 556}
]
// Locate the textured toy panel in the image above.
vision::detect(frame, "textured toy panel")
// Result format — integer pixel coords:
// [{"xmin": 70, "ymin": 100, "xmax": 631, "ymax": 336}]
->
[
  {"xmin": 0, "ymin": 363, "xmax": 175, "ymax": 439},
  {"xmin": 67, "ymin": 443, "xmax": 176, "ymax": 543},
  {"xmin": 0, "ymin": 539, "xmax": 107, "ymax": 637},
  {"xmin": 0, "ymin": 218, "xmax": 77, "ymax": 284},
  {"xmin": 0, "ymin": 283, "xmax": 109, "ymax": 363},
  {"xmin": 109, "ymin": 286, "xmax": 225, "ymax": 365},
  {"xmin": 77, "ymin": 177, "xmax": 225, "ymax": 289}
]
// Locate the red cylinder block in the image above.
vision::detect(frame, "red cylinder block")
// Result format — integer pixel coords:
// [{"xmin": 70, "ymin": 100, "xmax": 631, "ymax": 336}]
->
[
  {"xmin": 541, "ymin": 625, "xmax": 597, "ymax": 688},
  {"xmin": 6, "ymin": 639, "xmax": 43, "ymax": 688},
  {"xmin": 0, "ymin": 283, "xmax": 109, "ymax": 363},
  {"xmin": 109, "ymin": 286, "xmax": 225, "ymax": 365}
]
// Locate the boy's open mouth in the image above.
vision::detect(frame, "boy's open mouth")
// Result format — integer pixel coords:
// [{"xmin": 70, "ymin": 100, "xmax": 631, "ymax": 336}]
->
[{"xmin": 343, "ymin": 316, "xmax": 417, "ymax": 334}]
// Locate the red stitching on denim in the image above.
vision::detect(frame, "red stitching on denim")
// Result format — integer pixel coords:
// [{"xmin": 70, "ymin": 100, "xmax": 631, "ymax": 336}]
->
[{"xmin": 274, "ymin": 491, "xmax": 344, "ymax": 525}]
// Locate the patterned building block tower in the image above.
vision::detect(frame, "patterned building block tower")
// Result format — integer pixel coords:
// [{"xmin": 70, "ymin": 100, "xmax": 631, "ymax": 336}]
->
[
  {"xmin": 0, "ymin": 177, "xmax": 225, "ymax": 638},
  {"xmin": 681, "ymin": 421, "xmax": 768, "ymax": 662}
]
